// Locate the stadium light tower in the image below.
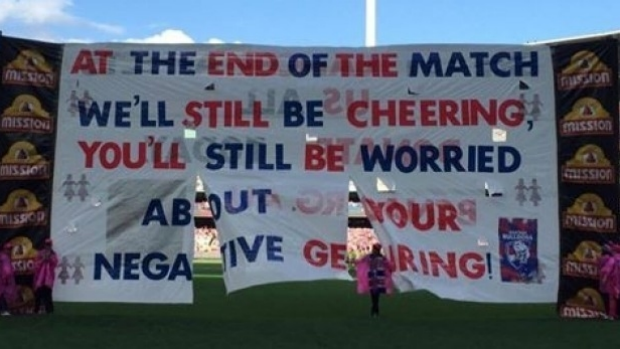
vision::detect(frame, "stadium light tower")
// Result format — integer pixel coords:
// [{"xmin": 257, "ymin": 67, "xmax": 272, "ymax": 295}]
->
[{"xmin": 365, "ymin": 0, "xmax": 377, "ymax": 47}]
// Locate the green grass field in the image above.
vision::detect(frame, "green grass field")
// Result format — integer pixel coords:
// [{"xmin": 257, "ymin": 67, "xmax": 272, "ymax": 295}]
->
[{"xmin": 1, "ymin": 261, "xmax": 618, "ymax": 349}]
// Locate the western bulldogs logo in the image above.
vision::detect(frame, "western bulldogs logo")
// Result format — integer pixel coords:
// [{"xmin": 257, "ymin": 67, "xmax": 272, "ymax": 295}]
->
[{"xmin": 499, "ymin": 218, "xmax": 541, "ymax": 283}]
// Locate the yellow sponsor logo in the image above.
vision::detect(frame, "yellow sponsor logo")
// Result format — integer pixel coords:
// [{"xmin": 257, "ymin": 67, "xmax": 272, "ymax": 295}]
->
[
  {"xmin": 2, "ymin": 49, "xmax": 56, "ymax": 88},
  {"xmin": 0, "ymin": 141, "xmax": 50, "ymax": 180},
  {"xmin": 561, "ymin": 240, "xmax": 601, "ymax": 279},
  {"xmin": 0, "ymin": 189, "xmax": 48, "ymax": 228},
  {"xmin": 0, "ymin": 94, "xmax": 53, "ymax": 133},
  {"xmin": 560, "ymin": 97, "xmax": 612, "ymax": 136},
  {"xmin": 563, "ymin": 193, "xmax": 615, "ymax": 232},
  {"xmin": 561, "ymin": 144, "xmax": 614, "ymax": 183},
  {"xmin": 558, "ymin": 50, "xmax": 612, "ymax": 90}
]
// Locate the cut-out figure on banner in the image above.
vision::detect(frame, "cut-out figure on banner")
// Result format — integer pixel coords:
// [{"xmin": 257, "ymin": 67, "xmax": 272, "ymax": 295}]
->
[
  {"xmin": 528, "ymin": 179, "xmax": 541, "ymax": 207},
  {"xmin": 58, "ymin": 256, "xmax": 71, "ymax": 285},
  {"xmin": 67, "ymin": 90, "xmax": 79, "ymax": 116},
  {"xmin": 515, "ymin": 178, "xmax": 528, "ymax": 206},
  {"xmin": 77, "ymin": 174, "xmax": 90, "ymax": 202},
  {"xmin": 529, "ymin": 93, "xmax": 543, "ymax": 121},
  {"xmin": 72, "ymin": 256, "xmax": 84, "ymax": 285},
  {"xmin": 62, "ymin": 174, "xmax": 77, "ymax": 202},
  {"xmin": 518, "ymin": 92, "xmax": 544, "ymax": 124},
  {"xmin": 80, "ymin": 90, "xmax": 94, "ymax": 107}
]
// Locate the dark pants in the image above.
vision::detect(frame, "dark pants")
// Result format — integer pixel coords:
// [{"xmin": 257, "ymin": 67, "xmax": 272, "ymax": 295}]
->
[
  {"xmin": 370, "ymin": 290, "xmax": 381, "ymax": 316},
  {"xmin": 35, "ymin": 286, "xmax": 54, "ymax": 314},
  {"xmin": 0, "ymin": 295, "xmax": 8, "ymax": 313}
]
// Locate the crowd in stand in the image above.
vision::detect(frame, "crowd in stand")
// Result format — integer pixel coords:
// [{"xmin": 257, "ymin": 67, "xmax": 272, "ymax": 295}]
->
[
  {"xmin": 193, "ymin": 227, "xmax": 379, "ymax": 260},
  {"xmin": 194, "ymin": 228, "xmax": 220, "ymax": 258}
]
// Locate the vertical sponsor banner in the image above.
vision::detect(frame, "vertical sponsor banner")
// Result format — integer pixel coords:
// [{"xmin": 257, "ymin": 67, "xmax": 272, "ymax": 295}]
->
[
  {"xmin": 202, "ymin": 172, "xmax": 350, "ymax": 293},
  {"xmin": 0, "ymin": 36, "xmax": 62, "ymax": 314},
  {"xmin": 52, "ymin": 44, "xmax": 197, "ymax": 303},
  {"xmin": 554, "ymin": 40, "xmax": 620, "ymax": 319}
]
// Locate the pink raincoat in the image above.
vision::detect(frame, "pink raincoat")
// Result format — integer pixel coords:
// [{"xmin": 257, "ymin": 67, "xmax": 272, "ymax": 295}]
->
[
  {"xmin": 34, "ymin": 249, "xmax": 59, "ymax": 290},
  {"xmin": 0, "ymin": 252, "xmax": 17, "ymax": 303},
  {"xmin": 599, "ymin": 254, "xmax": 620, "ymax": 298},
  {"xmin": 356, "ymin": 254, "xmax": 395, "ymax": 295},
  {"xmin": 598, "ymin": 244, "xmax": 620, "ymax": 318}
]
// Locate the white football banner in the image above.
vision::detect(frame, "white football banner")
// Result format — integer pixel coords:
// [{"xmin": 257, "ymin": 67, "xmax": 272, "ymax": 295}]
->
[
  {"xmin": 50, "ymin": 43, "xmax": 558, "ymax": 303},
  {"xmin": 202, "ymin": 172, "xmax": 351, "ymax": 293}
]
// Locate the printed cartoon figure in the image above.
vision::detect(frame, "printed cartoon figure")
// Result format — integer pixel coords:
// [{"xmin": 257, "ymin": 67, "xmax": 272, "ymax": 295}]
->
[
  {"xmin": 529, "ymin": 93, "xmax": 543, "ymax": 121},
  {"xmin": 515, "ymin": 178, "xmax": 528, "ymax": 206},
  {"xmin": 67, "ymin": 90, "xmax": 79, "ymax": 116},
  {"xmin": 77, "ymin": 174, "xmax": 90, "ymax": 202},
  {"xmin": 72, "ymin": 256, "xmax": 84, "ymax": 285},
  {"xmin": 58, "ymin": 256, "xmax": 71, "ymax": 284},
  {"xmin": 507, "ymin": 240, "xmax": 531, "ymax": 269},
  {"xmin": 528, "ymin": 179, "xmax": 541, "ymax": 206},
  {"xmin": 62, "ymin": 174, "xmax": 77, "ymax": 202}
]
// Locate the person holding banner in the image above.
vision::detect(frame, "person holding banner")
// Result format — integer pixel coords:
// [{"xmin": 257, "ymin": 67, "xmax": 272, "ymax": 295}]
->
[
  {"xmin": 356, "ymin": 243, "xmax": 395, "ymax": 317},
  {"xmin": 34, "ymin": 238, "xmax": 59, "ymax": 315},
  {"xmin": 0, "ymin": 242, "xmax": 17, "ymax": 316}
]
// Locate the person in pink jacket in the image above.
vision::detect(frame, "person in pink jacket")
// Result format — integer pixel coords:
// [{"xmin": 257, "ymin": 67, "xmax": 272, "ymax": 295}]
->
[
  {"xmin": 0, "ymin": 242, "xmax": 17, "ymax": 316},
  {"xmin": 34, "ymin": 238, "xmax": 59, "ymax": 314},
  {"xmin": 356, "ymin": 243, "xmax": 395, "ymax": 317},
  {"xmin": 599, "ymin": 242, "xmax": 620, "ymax": 319}
]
